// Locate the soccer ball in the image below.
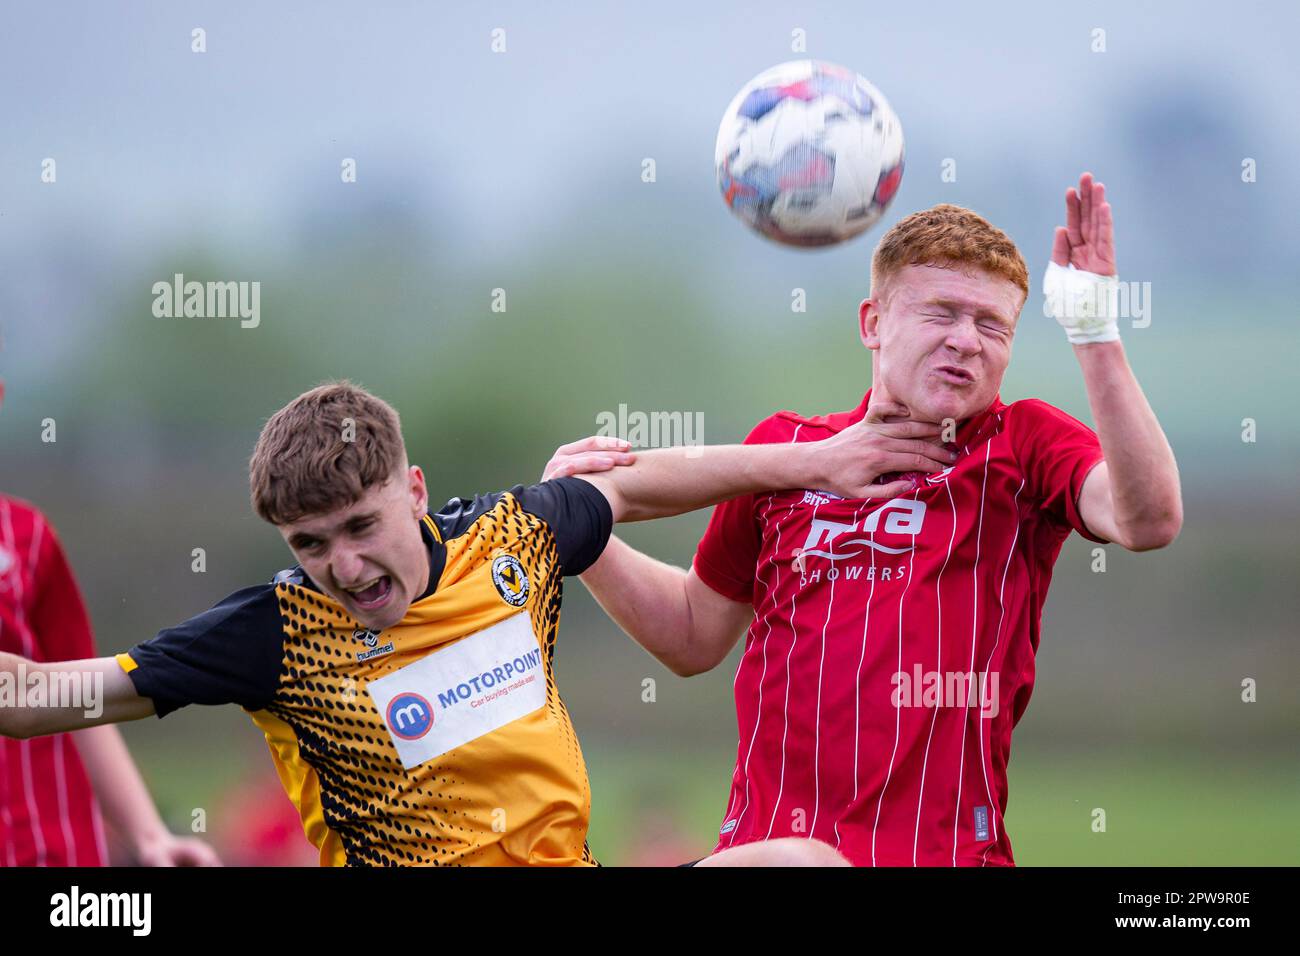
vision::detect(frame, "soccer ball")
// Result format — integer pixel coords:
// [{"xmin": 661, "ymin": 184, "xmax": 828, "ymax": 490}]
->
[{"xmin": 715, "ymin": 60, "xmax": 905, "ymax": 248}]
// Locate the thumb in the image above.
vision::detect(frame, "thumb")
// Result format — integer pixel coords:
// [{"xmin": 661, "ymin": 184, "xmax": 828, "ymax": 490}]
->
[
  {"xmin": 1051, "ymin": 226, "xmax": 1071, "ymax": 266},
  {"xmin": 861, "ymin": 478, "xmax": 916, "ymax": 499},
  {"xmin": 865, "ymin": 401, "xmax": 909, "ymax": 424}
]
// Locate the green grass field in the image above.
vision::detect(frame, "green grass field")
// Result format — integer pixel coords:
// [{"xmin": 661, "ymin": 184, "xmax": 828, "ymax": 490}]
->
[
  {"xmin": 583, "ymin": 746, "xmax": 1299, "ymax": 866},
  {"xmin": 127, "ymin": 712, "xmax": 1297, "ymax": 867}
]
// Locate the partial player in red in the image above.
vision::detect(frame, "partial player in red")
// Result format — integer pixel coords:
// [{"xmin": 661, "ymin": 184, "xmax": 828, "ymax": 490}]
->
[
  {"xmin": 0, "ymin": 375, "xmax": 221, "ymax": 866},
  {"xmin": 544, "ymin": 173, "xmax": 1182, "ymax": 866}
]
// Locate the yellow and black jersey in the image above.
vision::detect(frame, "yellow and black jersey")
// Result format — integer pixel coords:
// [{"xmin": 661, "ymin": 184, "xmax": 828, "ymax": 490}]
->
[{"xmin": 116, "ymin": 478, "xmax": 612, "ymax": 866}]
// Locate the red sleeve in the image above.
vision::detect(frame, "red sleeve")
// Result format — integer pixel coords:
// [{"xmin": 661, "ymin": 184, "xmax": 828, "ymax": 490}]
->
[
  {"xmin": 30, "ymin": 516, "xmax": 98, "ymax": 662},
  {"xmin": 692, "ymin": 415, "xmax": 792, "ymax": 604},
  {"xmin": 1009, "ymin": 399, "xmax": 1109, "ymax": 544}
]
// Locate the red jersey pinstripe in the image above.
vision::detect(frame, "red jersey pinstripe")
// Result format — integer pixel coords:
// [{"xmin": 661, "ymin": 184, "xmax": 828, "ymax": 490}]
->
[
  {"xmin": 695, "ymin": 390, "xmax": 1106, "ymax": 866},
  {"xmin": 0, "ymin": 496, "xmax": 107, "ymax": 867}
]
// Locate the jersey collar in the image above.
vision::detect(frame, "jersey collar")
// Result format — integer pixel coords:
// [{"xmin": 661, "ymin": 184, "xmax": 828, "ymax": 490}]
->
[{"xmin": 414, "ymin": 513, "xmax": 445, "ymax": 602}]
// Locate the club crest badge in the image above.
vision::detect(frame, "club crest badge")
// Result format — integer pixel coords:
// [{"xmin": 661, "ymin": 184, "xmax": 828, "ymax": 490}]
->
[{"xmin": 491, "ymin": 554, "xmax": 530, "ymax": 607}]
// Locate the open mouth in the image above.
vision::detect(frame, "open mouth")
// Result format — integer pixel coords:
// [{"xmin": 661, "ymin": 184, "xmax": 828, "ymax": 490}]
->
[
  {"xmin": 343, "ymin": 575, "xmax": 393, "ymax": 610},
  {"xmin": 935, "ymin": 365, "xmax": 974, "ymax": 385}
]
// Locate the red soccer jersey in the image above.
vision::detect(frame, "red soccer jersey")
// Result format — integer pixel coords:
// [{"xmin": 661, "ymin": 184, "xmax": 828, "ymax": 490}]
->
[
  {"xmin": 694, "ymin": 389, "xmax": 1106, "ymax": 866},
  {"xmin": 0, "ymin": 496, "xmax": 107, "ymax": 866}
]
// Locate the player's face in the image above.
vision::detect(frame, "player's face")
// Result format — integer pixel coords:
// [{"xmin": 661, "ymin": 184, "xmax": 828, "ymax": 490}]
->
[
  {"xmin": 277, "ymin": 465, "xmax": 431, "ymax": 632},
  {"xmin": 860, "ymin": 264, "xmax": 1023, "ymax": 424}
]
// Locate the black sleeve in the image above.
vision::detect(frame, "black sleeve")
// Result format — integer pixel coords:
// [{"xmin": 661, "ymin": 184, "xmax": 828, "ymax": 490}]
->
[
  {"xmin": 430, "ymin": 478, "xmax": 613, "ymax": 576},
  {"xmin": 120, "ymin": 584, "xmax": 285, "ymax": 717},
  {"xmin": 517, "ymin": 477, "xmax": 614, "ymax": 576}
]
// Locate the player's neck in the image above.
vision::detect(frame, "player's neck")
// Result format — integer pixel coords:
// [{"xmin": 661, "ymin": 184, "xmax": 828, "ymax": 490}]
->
[{"xmin": 867, "ymin": 382, "xmax": 943, "ymax": 426}]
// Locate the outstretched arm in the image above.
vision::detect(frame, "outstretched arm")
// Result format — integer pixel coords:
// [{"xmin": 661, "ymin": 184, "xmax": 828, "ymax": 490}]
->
[
  {"xmin": 1049, "ymin": 172, "xmax": 1183, "ymax": 551},
  {"xmin": 546, "ymin": 405, "xmax": 956, "ymax": 674},
  {"xmin": 573, "ymin": 412, "xmax": 955, "ymax": 524},
  {"xmin": 0, "ymin": 651, "xmax": 155, "ymax": 739},
  {"xmin": 576, "ymin": 536, "xmax": 754, "ymax": 677}
]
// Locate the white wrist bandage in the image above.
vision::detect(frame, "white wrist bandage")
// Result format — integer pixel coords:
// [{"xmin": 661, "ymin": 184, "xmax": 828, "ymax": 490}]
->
[{"xmin": 1042, "ymin": 261, "xmax": 1121, "ymax": 344}]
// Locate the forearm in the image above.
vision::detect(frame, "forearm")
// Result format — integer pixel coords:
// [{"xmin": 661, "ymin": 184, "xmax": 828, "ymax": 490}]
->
[
  {"xmin": 1, "ymin": 650, "xmax": 154, "ymax": 738},
  {"xmin": 590, "ymin": 443, "xmax": 806, "ymax": 522},
  {"xmin": 579, "ymin": 536, "xmax": 698, "ymax": 674},
  {"xmin": 77, "ymin": 724, "xmax": 171, "ymax": 853},
  {"xmin": 1075, "ymin": 340, "xmax": 1183, "ymax": 542},
  {"xmin": 1, "ymin": 651, "xmax": 32, "ymax": 738}
]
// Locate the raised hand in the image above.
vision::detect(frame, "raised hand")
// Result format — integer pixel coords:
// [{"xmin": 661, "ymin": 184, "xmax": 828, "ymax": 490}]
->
[{"xmin": 1051, "ymin": 171, "xmax": 1116, "ymax": 276}]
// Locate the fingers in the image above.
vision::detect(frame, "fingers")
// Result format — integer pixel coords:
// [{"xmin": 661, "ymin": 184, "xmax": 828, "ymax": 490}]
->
[
  {"xmin": 545, "ymin": 436, "xmax": 636, "ymax": 481},
  {"xmin": 1089, "ymin": 177, "xmax": 1103, "ymax": 244},
  {"xmin": 545, "ymin": 457, "xmax": 614, "ymax": 480},
  {"xmin": 554, "ymin": 435, "xmax": 632, "ymax": 457},
  {"xmin": 1063, "ymin": 172, "xmax": 1115, "ymax": 273},
  {"xmin": 543, "ymin": 452, "xmax": 634, "ymax": 481},
  {"xmin": 903, "ymin": 438, "xmax": 960, "ymax": 469},
  {"xmin": 878, "ymin": 446, "xmax": 954, "ymax": 474},
  {"xmin": 1079, "ymin": 171, "xmax": 1093, "ymax": 240},
  {"xmin": 1066, "ymin": 186, "xmax": 1084, "ymax": 248},
  {"xmin": 1097, "ymin": 199, "xmax": 1116, "ymax": 269},
  {"xmin": 876, "ymin": 435, "xmax": 956, "ymax": 467},
  {"xmin": 864, "ymin": 403, "xmax": 948, "ymax": 436},
  {"xmin": 1067, "ymin": 172, "xmax": 1107, "ymax": 264},
  {"xmin": 874, "ymin": 418, "xmax": 945, "ymax": 439}
]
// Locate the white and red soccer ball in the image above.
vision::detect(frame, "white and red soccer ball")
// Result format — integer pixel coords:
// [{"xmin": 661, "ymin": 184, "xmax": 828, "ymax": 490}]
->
[{"xmin": 715, "ymin": 60, "xmax": 905, "ymax": 248}]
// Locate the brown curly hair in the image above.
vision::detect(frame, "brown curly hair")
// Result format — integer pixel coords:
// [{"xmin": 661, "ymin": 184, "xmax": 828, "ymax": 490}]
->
[{"xmin": 249, "ymin": 381, "xmax": 407, "ymax": 525}]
